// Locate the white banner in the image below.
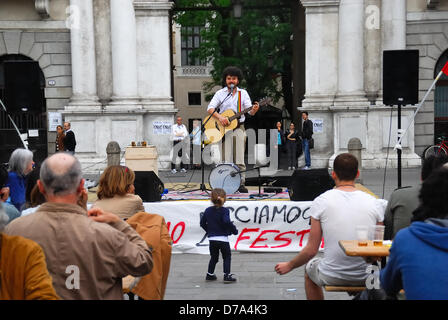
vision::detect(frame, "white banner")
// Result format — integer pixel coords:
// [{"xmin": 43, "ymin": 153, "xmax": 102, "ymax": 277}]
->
[{"xmin": 143, "ymin": 200, "xmax": 323, "ymax": 254}]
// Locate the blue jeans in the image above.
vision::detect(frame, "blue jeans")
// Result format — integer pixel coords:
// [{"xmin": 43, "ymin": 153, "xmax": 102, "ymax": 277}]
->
[{"xmin": 302, "ymin": 138, "xmax": 311, "ymax": 167}]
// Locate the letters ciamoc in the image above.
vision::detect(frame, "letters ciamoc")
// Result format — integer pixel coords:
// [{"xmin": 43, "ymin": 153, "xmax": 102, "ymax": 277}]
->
[{"xmin": 163, "ymin": 203, "xmax": 325, "ymax": 251}]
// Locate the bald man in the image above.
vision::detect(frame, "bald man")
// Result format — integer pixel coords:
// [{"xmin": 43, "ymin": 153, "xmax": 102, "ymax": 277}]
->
[{"xmin": 5, "ymin": 153, "xmax": 153, "ymax": 300}]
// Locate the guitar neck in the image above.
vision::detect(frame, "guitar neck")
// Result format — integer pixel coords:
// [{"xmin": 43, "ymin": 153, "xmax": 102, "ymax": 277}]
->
[{"xmin": 228, "ymin": 106, "xmax": 253, "ymax": 122}]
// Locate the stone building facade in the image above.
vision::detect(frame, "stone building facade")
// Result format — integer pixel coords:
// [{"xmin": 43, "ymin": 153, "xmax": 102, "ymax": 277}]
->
[
  {"xmin": 0, "ymin": 0, "xmax": 175, "ymax": 173},
  {"xmin": 300, "ymin": 0, "xmax": 448, "ymax": 168},
  {"xmin": 1, "ymin": 0, "xmax": 448, "ymax": 172}
]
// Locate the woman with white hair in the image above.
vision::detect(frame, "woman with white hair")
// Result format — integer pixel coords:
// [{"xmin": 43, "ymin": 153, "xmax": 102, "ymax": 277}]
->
[
  {"xmin": 6, "ymin": 148, "xmax": 34, "ymax": 211},
  {"xmin": 0, "ymin": 203, "xmax": 59, "ymax": 299}
]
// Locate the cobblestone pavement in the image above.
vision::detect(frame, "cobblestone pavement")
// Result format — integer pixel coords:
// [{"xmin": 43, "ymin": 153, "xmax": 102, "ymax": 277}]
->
[{"xmin": 164, "ymin": 252, "xmax": 351, "ymax": 300}]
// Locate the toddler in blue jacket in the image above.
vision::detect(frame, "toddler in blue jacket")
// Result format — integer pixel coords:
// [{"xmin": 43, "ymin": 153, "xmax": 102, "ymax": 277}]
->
[{"xmin": 200, "ymin": 188, "xmax": 238, "ymax": 283}]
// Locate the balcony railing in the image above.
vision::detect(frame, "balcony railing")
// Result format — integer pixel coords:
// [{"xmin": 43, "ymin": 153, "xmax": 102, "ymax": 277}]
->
[{"xmin": 177, "ymin": 65, "xmax": 212, "ymax": 77}]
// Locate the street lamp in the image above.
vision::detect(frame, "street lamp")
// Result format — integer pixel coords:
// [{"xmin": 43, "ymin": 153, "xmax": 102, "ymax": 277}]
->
[
  {"xmin": 267, "ymin": 53, "xmax": 273, "ymax": 69},
  {"xmin": 232, "ymin": 0, "xmax": 243, "ymax": 18}
]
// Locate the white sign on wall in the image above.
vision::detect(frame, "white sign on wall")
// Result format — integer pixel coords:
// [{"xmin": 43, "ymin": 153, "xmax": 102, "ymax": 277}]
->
[
  {"xmin": 153, "ymin": 121, "xmax": 172, "ymax": 135},
  {"xmin": 28, "ymin": 129, "xmax": 39, "ymax": 137},
  {"xmin": 311, "ymin": 118, "xmax": 323, "ymax": 133},
  {"xmin": 48, "ymin": 112, "xmax": 63, "ymax": 131}
]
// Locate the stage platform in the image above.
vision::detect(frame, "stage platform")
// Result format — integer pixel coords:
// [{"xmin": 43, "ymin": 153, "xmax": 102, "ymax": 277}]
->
[
  {"xmin": 161, "ymin": 184, "xmax": 290, "ymax": 201},
  {"xmin": 158, "ymin": 182, "xmax": 376, "ymax": 201}
]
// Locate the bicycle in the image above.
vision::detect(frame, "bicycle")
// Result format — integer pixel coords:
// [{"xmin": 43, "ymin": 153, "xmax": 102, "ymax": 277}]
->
[{"xmin": 423, "ymin": 136, "xmax": 448, "ymax": 159}]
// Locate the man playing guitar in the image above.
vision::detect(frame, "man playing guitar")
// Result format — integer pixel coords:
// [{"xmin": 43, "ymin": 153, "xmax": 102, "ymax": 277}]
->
[{"xmin": 206, "ymin": 66, "xmax": 260, "ymax": 193}]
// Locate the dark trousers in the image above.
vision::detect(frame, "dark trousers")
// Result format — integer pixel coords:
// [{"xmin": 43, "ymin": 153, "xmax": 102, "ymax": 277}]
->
[
  {"xmin": 208, "ymin": 240, "xmax": 231, "ymax": 275},
  {"xmin": 286, "ymin": 140, "xmax": 297, "ymax": 168},
  {"xmin": 171, "ymin": 140, "xmax": 186, "ymax": 170}
]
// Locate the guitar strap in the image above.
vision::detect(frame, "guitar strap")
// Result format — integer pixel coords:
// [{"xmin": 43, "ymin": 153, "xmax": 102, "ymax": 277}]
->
[{"xmin": 237, "ymin": 90, "xmax": 242, "ymax": 113}]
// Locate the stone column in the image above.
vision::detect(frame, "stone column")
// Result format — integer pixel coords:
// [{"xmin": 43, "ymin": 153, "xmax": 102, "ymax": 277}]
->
[
  {"xmin": 381, "ymin": 0, "xmax": 406, "ymax": 50},
  {"xmin": 67, "ymin": 0, "xmax": 100, "ymax": 110},
  {"xmin": 134, "ymin": 1, "xmax": 175, "ymax": 109},
  {"xmin": 298, "ymin": 0, "xmax": 340, "ymax": 168},
  {"xmin": 93, "ymin": 0, "xmax": 113, "ymax": 105},
  {"xmin": 334, "ymin": 0, "xmax": 368, "ymax": 106},
  {"xmin": 134, "ymin": 1, "xmax": 177, "ymax": 170},
  {"xmin": 300, "ymin": 0, "xmax": 340, "ymax": 108},
  {"xmin": 108, "ymin": 0, "xmax": 140, "ymax": 110},
  {"xmin": 364, "ymin": 0, "xmax": 381, "ymax": 104}
]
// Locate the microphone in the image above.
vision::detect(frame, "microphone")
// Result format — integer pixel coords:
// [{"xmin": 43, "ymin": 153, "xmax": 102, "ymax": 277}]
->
[
  {"xmin": 218, "ymin": 84, "xmax": 234, "ymax": 110},
  {"xmin": 212, "ymin": 84, "xmax": 234, "ymax": 114},
  {"xmin": 225, "ymin": 84, "xmax": 234, "ymax": 98}
]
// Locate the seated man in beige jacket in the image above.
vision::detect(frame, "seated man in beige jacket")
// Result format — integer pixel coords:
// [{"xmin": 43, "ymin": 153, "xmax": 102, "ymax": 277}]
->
[{"xmin": 5, "ymin": 153, "xmax": 153, "ymax": 300}]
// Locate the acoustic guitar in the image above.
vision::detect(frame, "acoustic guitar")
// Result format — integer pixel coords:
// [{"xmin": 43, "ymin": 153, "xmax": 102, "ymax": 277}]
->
[{"xmin": 203, "ymin": 97, "xmax": 270, "ymax": 144}]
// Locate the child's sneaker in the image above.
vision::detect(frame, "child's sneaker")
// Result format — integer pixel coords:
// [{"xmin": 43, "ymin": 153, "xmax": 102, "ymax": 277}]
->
[
  {"xmin": 223, "ymin": 274, "xmax": 237, "ymax": 283},
  {"xmin": 205, "ymin": 273, "xmax": 217, "ymax": 281}
]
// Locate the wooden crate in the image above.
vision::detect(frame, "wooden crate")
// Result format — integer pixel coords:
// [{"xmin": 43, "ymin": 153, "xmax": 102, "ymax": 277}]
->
[{"xmin": 125, "ymin": 146, "xmax": 158, "ymax": 175}]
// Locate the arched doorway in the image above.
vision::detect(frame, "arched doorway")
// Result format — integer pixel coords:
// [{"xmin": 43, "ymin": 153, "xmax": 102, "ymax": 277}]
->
[
  {"xmin": 434, "ymin": 51, "xmax": 448, "ymax": 143},
  {"xmin": 0, "ymin": 54, "xmax": 47, "ymax": 165}
]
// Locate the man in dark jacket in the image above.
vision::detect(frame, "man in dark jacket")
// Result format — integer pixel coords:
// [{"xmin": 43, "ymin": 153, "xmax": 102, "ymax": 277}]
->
[
  {"xmin": 301, "ymin": 111, "xmax": 313, "ymax": 169},
  {"xmin": 384, "ymin": 154, "xmax": 448, "ymax": 240},
  {"xmin": 63, "ymin": 122, "xmax": 76, "ymax": 155}
]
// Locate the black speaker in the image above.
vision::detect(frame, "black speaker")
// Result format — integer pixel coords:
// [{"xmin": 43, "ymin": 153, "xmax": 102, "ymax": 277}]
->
[
  {"xmin": 289, "ymin": 169, "xmax": 335, "ymax": 201},
  {"xmin": 4, "ymin": 61, "xmax": 43, "ymax": 112},
  {"xmin": 383, "ymin": 50, "xmax": 419, "ymax": 106},
  {"xmin": 133, "ymin": 171, "xmax": 165, "ymax": 202},
  {"xmin": 245, "ymin": 175, "xmax": 292, "ymax": 187}
]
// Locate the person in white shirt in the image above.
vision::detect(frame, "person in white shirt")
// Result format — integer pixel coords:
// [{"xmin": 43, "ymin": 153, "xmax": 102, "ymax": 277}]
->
[
  {"xmin": 171, "ymin": 116, "xmax": 189, "ymax": 173},
  {"xmin": 206, "ymin": 66, "xmax": 259, "ymax": 193},
  {"xmin": 190, "ymin": 120, "xmax": 202, "ymax": 169},
  {"xmin": 274, "ymin": 153, "xmax": 384, "ymax": 300}
]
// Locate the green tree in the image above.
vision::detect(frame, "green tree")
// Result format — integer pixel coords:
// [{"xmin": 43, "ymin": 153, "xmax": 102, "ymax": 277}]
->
[{"xmin": 173, "ymin": 0, "xmax": 294, "ymax": 118}]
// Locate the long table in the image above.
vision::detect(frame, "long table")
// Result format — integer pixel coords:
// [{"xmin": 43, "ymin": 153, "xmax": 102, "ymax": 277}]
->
[{"xmin": 338, "ymin": 240, "xmax": 390, "ymax": 257}]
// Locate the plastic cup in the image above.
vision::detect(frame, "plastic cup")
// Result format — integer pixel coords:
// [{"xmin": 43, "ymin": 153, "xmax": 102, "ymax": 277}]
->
[
  {"xmin": 356, "ymin": 225, "xmax": 369, "ymax": 246},
  {"xmin": 369, "ymin": 225, "xmax": 385, "ymax": 246}
]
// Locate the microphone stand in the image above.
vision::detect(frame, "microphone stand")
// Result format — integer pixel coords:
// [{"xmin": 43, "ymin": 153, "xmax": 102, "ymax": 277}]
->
[
  {"xmin": 231, "ymin": 163, "xmax": 270, "ymax": 197},
  {"xmin": 198, "ymin": 107, "xmax": 219, "ymax": 192}
]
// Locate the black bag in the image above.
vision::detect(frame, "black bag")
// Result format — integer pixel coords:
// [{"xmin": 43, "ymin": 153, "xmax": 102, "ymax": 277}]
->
[{"xmin": 309, "ymin": 137, "xmax": 314, "ymax": 149}]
